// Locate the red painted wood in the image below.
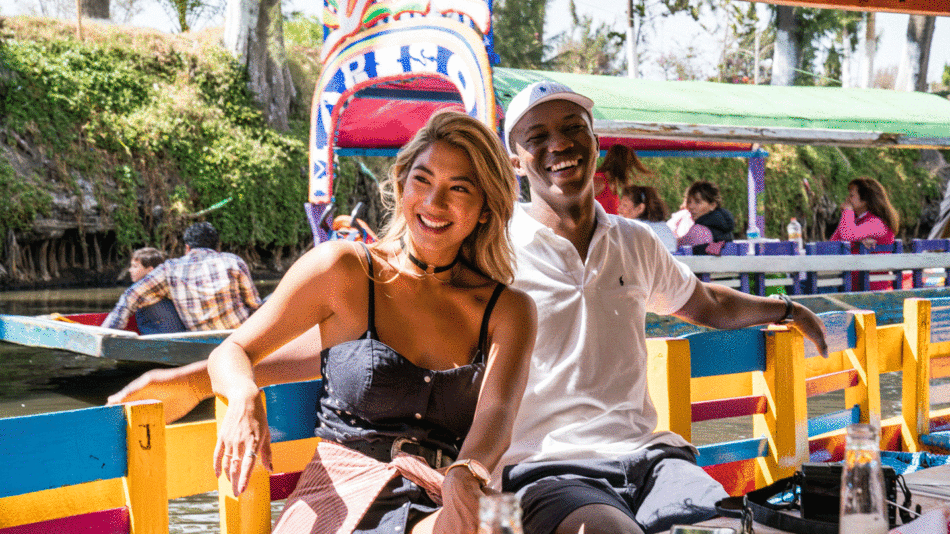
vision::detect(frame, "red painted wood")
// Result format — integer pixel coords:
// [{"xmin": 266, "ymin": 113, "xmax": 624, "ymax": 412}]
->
[
  {"xmin": 932, "ymin": 356, "xmax": 950, "ymax": 379},
  {"xmin": 0, "ymin": 508, "xmax": 129, "ymax": 534},
  {"xmin": 703, "ymin": 459, "xmax": 756, "ymax": 497},
  {"xmin": 691, "ymin": 395, "xmax": 767, "ymax": 422},
  {"xmin": 270, "ymin": 471, "xmax": 303, "ymax": 501},
  {"xmin": 806, "ymin": 369, "xmax": 859, "ymax": 397}
]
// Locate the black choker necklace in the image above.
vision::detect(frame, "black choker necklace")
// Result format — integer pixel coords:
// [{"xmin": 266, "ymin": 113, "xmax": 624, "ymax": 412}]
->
[{"xmin": 400, "ymin": 238, "xmax": 459, "ymax": 274}]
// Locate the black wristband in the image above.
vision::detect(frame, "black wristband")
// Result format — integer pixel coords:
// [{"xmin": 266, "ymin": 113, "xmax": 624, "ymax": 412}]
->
[{"xmin": 773, "ymin": 294, "xmax": 794, "ymax": 324}]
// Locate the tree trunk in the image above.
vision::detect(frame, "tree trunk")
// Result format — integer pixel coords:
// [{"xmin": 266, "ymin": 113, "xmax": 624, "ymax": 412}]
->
[
  {"xmin": 896, "ymin": 15, "xmax": 935, "ymax": 92},
  {"xmin": 860, "ymin": 13, "xmax": 875, "ymax": 88},
  {"xmin": 80, "ymin": 0, "xmax": 110, "ymax": 20},
  {"xmin": 771, "ymin": 6, "xmax": 798, "ymax": 86},
  {"xmin": 38, "ymin": 240, "xmax": 51, "ymax": 281},
  {"xmin": 225, "ymin": 0, "xmax": 295, "ymax": 131}
]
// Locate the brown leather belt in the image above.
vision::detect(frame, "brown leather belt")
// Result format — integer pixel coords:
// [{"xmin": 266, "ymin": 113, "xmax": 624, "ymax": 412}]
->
[{"xmin": 344, "ymin": 436, "xmax": 456, "ymax": 469}]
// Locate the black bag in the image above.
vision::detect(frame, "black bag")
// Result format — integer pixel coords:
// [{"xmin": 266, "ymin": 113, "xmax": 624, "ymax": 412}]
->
[{"xmin": 716, "ymin": 463, "xmax": 914, "ymax": 534}]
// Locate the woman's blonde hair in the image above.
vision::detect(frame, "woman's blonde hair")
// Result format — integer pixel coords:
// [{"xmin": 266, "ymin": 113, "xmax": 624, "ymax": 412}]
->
[{"xmin": 376, "ymin": 110, "xmax": 518, "ymax": 284}]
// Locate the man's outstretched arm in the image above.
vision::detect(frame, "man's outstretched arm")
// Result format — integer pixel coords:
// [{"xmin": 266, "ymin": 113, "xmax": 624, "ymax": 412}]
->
[{"xmin": 673, "ymin": 280, "xmax": 828, "ymax": 357}]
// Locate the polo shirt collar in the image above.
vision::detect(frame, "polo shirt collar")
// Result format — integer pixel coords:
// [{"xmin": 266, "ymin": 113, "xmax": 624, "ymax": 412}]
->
[{"xmin": 512, "ymin": 201, "xmax": 615, "ymax": 249}]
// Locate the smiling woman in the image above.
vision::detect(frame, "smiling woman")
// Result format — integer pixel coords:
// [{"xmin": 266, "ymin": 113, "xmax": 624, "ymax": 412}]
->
[{"xmin": 205, "ymin": 110, "xmax": 538, "ymax": 534}]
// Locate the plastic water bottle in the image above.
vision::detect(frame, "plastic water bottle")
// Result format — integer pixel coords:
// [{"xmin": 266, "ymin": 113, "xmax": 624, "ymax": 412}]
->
[
  {"xmin": 839, "ymin": 424, "xmax": 887, "ymax": 534},
  {"xmin": 479, "ymin": 493, "xmax": 524, "ymax": 534},
  {"xmin": 787, "ymin": 217, "xmax": 804, "ymax": 254}
]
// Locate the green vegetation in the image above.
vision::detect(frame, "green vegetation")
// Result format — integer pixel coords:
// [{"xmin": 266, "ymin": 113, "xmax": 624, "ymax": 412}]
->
[
  {"xmin": 0, "ymin": 158, "xmax": 52, "ymax": 237},
  {"xmin": 0, "ymin": 17, "xmax": 320, "ymax": 259}
]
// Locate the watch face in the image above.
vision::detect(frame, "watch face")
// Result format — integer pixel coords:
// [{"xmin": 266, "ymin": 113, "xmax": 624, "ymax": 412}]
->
[{"xmin": 467, "ymin": 460, "xmax": 491, "ymax": 483}]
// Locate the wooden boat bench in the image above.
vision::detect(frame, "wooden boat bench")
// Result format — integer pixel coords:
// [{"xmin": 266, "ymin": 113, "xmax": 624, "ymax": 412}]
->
[
  {"xmin": 902, "ymin": 297, "xmax": 950, "ymax": 453},
  {"xmin": 0, "ymin": 400, "xmax": 167, "ymax": 534}
]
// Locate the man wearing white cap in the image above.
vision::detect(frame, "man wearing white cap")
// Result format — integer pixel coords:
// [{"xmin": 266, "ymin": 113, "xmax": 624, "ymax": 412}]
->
[{"xmin": 499, "ymin": 80, "xmax": 829, "ymax": 534}]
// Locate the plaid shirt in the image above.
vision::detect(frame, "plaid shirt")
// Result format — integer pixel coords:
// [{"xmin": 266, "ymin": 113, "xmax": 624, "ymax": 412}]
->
[{"xmin": 104, "ymin": 248, "xmax": 262, "ymax": 331}]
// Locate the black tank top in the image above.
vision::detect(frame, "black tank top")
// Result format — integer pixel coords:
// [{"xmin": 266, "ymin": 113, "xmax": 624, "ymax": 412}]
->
[{"xmin": 314, "ymin": 244, "xmax": 505, "ymax": 454}]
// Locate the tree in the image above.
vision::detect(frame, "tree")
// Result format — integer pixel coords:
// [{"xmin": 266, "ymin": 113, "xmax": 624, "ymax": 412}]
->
[
  {"xmin": 160, "ymin": 0, "xmax": 224, "ymax": 32},
  {"xmin": 715, "ymin": 2, "xmax": 773, "ymax": 84},
  {"xmin": 80, "ymin": 0, "xmax": 109, "ymax": 19},
  {"xmin": 769, "ymin": 6, "xmax": 860, "ymax": 87},
  {"xmin": 770, "ymin": 6, "xmax": 797, "ymax": 85},
  {"xmin": 896, "ymin": 15, "xmax": 936, "ymax": 92},
  {"xmin": 224, "ymin": 0, "xmax": 294, "ymax": 131},
  {"xmin": 549, "ymin": 0, "xmax": 625, "ymax": 75},
  {"xmin": 492, "ymin": 0, "xmax": 549, "ymax": 69}
]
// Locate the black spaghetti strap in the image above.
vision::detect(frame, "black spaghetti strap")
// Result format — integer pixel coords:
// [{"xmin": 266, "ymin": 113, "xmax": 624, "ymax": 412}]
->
[
  {"xmin": 358, "ymin": 243, "xmax": 376, "ymax": 339},
  {"xmin": 476, "ymin": 283, "xmax": 506, "ymax": 361}
]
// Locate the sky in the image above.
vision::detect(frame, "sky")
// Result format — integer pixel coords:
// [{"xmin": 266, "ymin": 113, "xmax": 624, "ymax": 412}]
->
[{"xmin": 1, "ymin": 0, "xmax": 948, "ymax": 84}]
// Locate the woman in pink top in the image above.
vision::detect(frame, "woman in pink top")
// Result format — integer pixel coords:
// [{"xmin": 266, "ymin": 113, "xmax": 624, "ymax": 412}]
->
[
  {"xmin": 594, "ymin": 144, "xmax": 653, "ymax": 214},
  {"xmin": 830, "ymin": 177, "xmax": 899, "ymax": 290}
]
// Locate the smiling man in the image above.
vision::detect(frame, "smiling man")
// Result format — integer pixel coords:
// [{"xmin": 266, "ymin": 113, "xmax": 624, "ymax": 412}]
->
[{"xmin": 499, "ymin": 81, "xmax": 829, "ymax": 534}]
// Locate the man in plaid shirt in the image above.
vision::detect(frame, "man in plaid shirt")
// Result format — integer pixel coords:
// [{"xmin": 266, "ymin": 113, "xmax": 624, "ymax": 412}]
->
[{"xmin": 103, "ymin": 222, "xmax": 262, "ymax": 332}]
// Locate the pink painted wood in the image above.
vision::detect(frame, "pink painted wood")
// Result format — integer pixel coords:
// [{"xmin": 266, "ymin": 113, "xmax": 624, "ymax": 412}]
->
[
  {"xmin": 691, "ymin": 395, "xmax": 767, "ymax": 422},
  {"xmin": 0, "ymin": 508, "xmax": 129, "ymax": 534},
  {"xmin": 805, "ymin": 369, "xmax": 859, "ymax": 397},
  {"xmin": 270, "ymin": 471, "xmax": 303, "ymax": 501}
]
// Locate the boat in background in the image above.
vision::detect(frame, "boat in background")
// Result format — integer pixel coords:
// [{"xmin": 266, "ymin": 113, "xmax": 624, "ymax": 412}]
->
[{"xmin": 0, "ymin": 312, "xmax": 230, "ymax": 365}]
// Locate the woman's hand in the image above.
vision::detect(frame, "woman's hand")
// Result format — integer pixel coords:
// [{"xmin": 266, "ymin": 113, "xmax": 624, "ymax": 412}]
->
[
  {"xmin": 860, "ymin": 237, "xmax": 878, "ymax": 249},
  {"xmin": 433, "ymin": 469, "xmax": 485, "ymax": 533},
  {"xmin": 213, "ymin": 387, "xmax": 273, "ymax": 496},
  {"xmin": 840, "ymin": 199, "xmax": 853, "ymax": 211}
]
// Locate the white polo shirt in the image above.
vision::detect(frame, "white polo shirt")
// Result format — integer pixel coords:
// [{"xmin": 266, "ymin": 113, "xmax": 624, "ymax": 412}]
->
[{"xmin": 499, "ymin": 203, "xmax": 697, "ymax": 474}]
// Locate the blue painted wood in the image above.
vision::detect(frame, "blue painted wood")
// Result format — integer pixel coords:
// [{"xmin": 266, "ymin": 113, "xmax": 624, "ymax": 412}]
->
[
  {"xmin": 857, "ymin": 240, "xmax": 904, "ymax": 291},
  {"xmin": 720, "ymin": 243, "xmax": 750, "ymax": 293},
  {"xmin": 910, "ymin": 239, "xmax": 950, "ymax": 288},
  {"xmin": 695, "ymin": 437, "xmax": 769, "ymax": 467},
  {"xmin": 804, "ymin": 241, "xmax": 852, "ymax": 294},
  {"xmin": 263, "ymin": 379, "xmax": 323, "ymax": 443},
  {"xmin": 927, "ymin": 297, "xmax": 950, "ymax": 344},
  {"xmin": 804, "ymin": 311, "xmax": 857, "ymax": 360},
  {"xmin": 0, "ymin": 405, "xmax": 127, "ymax": 498},
  {"xmin": 753, "ymin": 241, "xmax": 801, "ymax": 295},
  {"xmin": 682, "ymin": 327, "xmax": 766, "ymax": 378},
  {"xmin": 920, "ymin": 431, "xmax": 950, "ymax": 450},
  {"xmin": 807, "ymin": 405, "xmax": 860, "ymax": 437}
]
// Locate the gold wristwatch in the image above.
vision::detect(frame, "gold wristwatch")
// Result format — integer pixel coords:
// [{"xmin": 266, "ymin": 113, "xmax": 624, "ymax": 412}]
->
[{"xmin": 445, "ymin": 458, "xmax": 491, "ymax": 488}]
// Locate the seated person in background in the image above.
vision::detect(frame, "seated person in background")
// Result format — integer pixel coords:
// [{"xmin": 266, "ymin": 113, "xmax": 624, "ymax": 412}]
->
[
  {"xmin": 677, "ymin": 180, "xmax": 735, "ymax": 255},
  {"xmin": 126, "ymin": 247, "xmax": 186, "ymax": 334},
  {"xmin": 830, "ymin": 177, "xmax": 899, "ymax": 291},
  {"xmin": 618, "ymin": 185, "xmax": 676, "ymax": 252},
  {"xmin": 103, "ymin": 222, "xmax": 262, "ymax": 331},
  {"xmin": 594, "ymin": 144, "xmax": 654, "ymax": 215}
]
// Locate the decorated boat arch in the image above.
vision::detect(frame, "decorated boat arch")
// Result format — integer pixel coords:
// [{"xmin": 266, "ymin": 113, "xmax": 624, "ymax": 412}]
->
[{"xmin": 307, "ymin": 1, "xmax": 950, "ymax": 246}]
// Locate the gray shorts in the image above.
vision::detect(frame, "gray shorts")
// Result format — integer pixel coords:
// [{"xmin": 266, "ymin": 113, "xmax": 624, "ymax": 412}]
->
[{"xmin": 501, "ymin": 445, "xmax": 728, "ymax": 534}]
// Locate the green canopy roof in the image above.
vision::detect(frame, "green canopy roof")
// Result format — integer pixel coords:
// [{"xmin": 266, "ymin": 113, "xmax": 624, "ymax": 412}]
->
[{"xmin": 493, "ymin": 68, "xmax": 950, "ymax": 149}]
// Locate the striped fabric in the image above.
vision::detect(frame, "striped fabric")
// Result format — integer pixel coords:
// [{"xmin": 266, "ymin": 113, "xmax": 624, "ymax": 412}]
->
[{"xmin": 273, "ymin": 441, "xmax": 445, "ymax": 534}]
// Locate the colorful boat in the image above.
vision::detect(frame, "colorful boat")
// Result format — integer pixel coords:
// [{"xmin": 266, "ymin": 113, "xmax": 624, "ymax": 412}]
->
[{"xmin": 0, "ymin": 312, "xmax": 230, "ymax": 365}]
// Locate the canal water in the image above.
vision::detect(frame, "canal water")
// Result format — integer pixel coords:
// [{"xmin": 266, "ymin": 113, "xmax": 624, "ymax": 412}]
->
[{"xmin": 1, "ymin": 287, "xmax": 946, "ymax": 532}]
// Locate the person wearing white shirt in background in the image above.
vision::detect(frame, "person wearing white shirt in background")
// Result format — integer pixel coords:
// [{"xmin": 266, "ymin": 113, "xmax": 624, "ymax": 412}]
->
[{"xmin": 617, "ymin": 184, "xmax": 677, "ymax": 252}]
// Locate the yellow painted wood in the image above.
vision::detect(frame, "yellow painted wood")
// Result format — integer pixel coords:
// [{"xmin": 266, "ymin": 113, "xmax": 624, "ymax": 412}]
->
[
  {"xmin": 166, "ymin": 420, "xmax": 218, "ymax": 499},
  {"xmin": 0, "ymin": 478, "xmax": 124, "ymax": 528},
  {"xmin": 902, "ymin": 299, "xmax": 931, "ymax": 452},
  {"xmin": 691, "ymin": 373, "xmax": 754, "ymax": 402},
  {"xmin": 124, "ymin": 400, "xmax": 168, "ymax": 534},
  {"xmin": 878, "ymin": 324, "xmax": 905, "ymax": 374},
  {"xmin": 216, "ymin": 394, "xmax": 273, "ymax": 534},
  {"xmin": 646, "ymin": 338, "xmax": 691, "ymax": 441},
  {"xmin": 755, "ymin": 328, "xmax": 807, "ymax": 487},
  {"xmin": 931, "ymin": 340, "xmax": 950, "ymax": 360},
  {"xmin": 844, "ymin": 311, "xmax": 881, "ymax": 429},
  {"xmin": 272, "ymin": 437, "xmax": 320, "ymax": 473}
]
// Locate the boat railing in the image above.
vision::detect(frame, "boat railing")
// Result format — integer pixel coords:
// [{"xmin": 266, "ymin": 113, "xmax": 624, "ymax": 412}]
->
[{"xmin": 3, "ymin": 295, "xmax": 950, "ymax": 531}]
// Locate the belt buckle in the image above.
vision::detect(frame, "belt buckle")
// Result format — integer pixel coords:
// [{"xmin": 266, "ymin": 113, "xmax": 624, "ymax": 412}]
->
[{"xmin": 390, "ymin": 437, "xmax": 443, "ymax": 469}]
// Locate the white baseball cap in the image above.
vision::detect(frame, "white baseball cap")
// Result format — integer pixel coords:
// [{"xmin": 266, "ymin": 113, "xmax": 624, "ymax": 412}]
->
[{"xmin": 503, "ymin": 80, "xmax": 594, "ymax": 153}]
